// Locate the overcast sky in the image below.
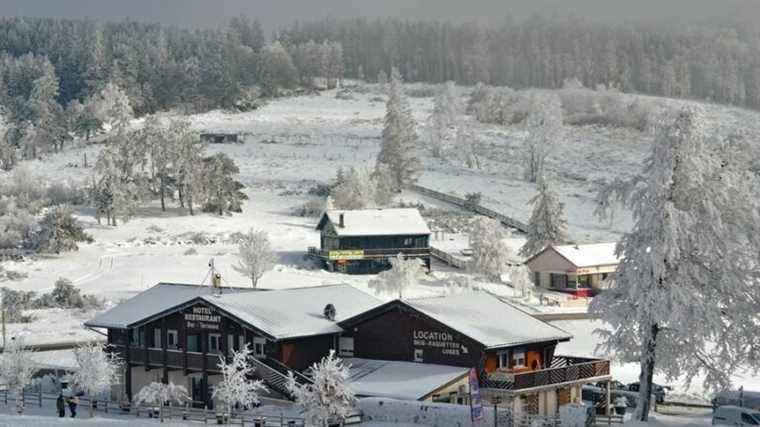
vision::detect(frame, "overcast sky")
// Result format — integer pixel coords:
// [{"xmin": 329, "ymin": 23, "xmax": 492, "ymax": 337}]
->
[{"xmin": 1, "ymin": 0, "xmax": 758, "ymax": 32}]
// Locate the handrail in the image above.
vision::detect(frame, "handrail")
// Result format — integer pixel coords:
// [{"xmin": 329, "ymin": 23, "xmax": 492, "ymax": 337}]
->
[{"xmin": 481, "ymin": 358, "xmax": 611, "ymax": 392}]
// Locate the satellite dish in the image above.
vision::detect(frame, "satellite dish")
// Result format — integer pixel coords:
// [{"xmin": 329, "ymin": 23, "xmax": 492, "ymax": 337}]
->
[{"xmin": 323, "ymin": 303, "xmax": 336, "ymax": 321}]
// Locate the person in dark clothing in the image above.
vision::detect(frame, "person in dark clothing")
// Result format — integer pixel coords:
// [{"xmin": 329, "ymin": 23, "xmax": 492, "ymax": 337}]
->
[
  {"xmin": 56, "ymin": 394, "xmax": 66, "ymax": 417},
  {"xmin": 68, "ymin": 396, "xmax": 78, "ymax": 418}
]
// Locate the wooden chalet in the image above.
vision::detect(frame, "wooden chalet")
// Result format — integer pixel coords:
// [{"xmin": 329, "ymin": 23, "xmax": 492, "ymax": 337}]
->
[
  {"xmin": 310, "ymin": 209, "xmax": 431, "ymax": 274},
  {"xmin": 85, "ymin": 283, "xmax": 381, "ymax": 408},
  {"xmin": 526, "ymin": 243, "xmax": 620, "ymax": 296},
  {"xmin": 86, "ymin": 283, "xmax": 612, "ymax": 417}
]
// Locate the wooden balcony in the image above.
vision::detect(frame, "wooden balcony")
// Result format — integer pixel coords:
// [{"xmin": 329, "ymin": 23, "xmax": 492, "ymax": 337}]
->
[
  {"xmin": 481, "ymin": 356, "xmax": 611, "ymax": 394},
  {"xmin": 307, "ymin": 247, "xmax": 430, "ymax": 260},
  {"xmin": 116, "ymin": 345, "xmax": 223, "ymax": 373}
]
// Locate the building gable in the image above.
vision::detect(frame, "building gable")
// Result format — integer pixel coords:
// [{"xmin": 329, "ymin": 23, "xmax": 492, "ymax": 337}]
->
[
  {"xmin": 526, "ymin": 247, "xmax": 578, "ymax": 273},
  {"xmin": 341, "ymin": 301, "xmax": 486, "ymax": 368}
]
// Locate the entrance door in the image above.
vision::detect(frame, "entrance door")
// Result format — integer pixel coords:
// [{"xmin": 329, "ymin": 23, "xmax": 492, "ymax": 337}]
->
[{"xmin": 190, "ymin": 376, "xmax": 205, "ymax": 408}]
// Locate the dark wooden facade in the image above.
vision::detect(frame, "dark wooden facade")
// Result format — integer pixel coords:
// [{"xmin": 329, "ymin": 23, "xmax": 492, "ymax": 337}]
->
[
  {"xmin": 314, "ymin": 216, "xmax": 432, "ymax": 274},
  {"xmin": 106, "ymin": 298, "xmax": 337, "ymax": 405},
  {"xmin": 200, "ymin": 133, "xmax": 239, "ymax": 144},
  {"xmin": 339, "ymin": 301, "xmax": 561, "ymax": 377}
]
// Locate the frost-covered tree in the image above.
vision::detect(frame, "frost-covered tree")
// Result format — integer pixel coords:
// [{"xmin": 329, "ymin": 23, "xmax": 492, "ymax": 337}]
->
[
  {"xmin": 27, "ymin": 63, "xmax": 65, "ymax": 154},
  {"xmin": 133, "ymin": 382, "xmax": 189, "ymax": 421},
  {"xmin": 523, "ymin": 93, "xmax": 563, "ymax": 183},
  {"xmin": 199, "ymin": 153, "xmax": 247, "ymax": 215},
  {"xmin": 233, "ymin": 229, "xmax": 276, "ymax": 288},
  {"xmin": 377, "ymin": 67, "xmax": 420, "ymax": 191},
  {"xmin": 508, "ymin": 265, "xmax": 534, "ymax": 298},
  {"xmin": 258, "ymin": 41, "xmax": 298, "ymax": 96},
  {"xmin": 73, "ymin": 343, "xmax": 122, "ymax": 417},
  {"xmin": 287, "ymin": 350, "xmax": 356, "ymax": 427},
  {"xmin": 213, "ymin": 344, "xmax": 267, "ymax": 416},
  {"xmin": 0, "ymin": 337, "xmax": 39, "ymax": 414},
  {"xmin": 592, "ymin": 106, "xmax": 760, "ymax": 422},
  {"xmin": 93, "ymin": 82, "xmax": 133, "ymax": 133},
  {"xmin": 428, "ymin": 82, "xmax": 458, "ymax": 158},
  {"xmin": 30, "ymin": 205, "xmax": 93, "ymax": 253},
  {"xmin": 368, "ymin": 253, "xmax": 424, "ymax": 299},
  {"xmin": 174, "ymin": 124, "xmax": 205, "ymax": 215},
  {"xmin": 520, "ymin": 177, "xmax": 568, "ymax": 257},
  {"xmin": 331, "ymin": 167, "xmax": 376, "ymax": 210},
  {"xmin": 468, "ymin": 217, "xmax": 513, "ymax": 282}
]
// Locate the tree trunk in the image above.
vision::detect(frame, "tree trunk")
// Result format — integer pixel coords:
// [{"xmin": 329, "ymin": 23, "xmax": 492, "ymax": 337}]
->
[
  {"xmin": 635, "ymin": 323, "xmax": 659, "ymax": 422},
  {"xmin": 160, "ymin": 176, "xmax": 166, "ymax": 212},
  {"xmin": 15, "ymin": 385, "xmax": 23, "ymax": 414},
  {"xmin": 178, "ymin": 185, "xmax": 185, "ymax": 208},
  {"xmin": 90, "ymin": 396, "xmax": 94, "ymax": 418},
  {"xmin": 188, "ymin": 192, "xmax": 194, "ymax": 216}
]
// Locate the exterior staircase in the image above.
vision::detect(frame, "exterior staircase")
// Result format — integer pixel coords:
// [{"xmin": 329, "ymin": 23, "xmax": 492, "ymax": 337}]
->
[{"xmin": 250, "ymin": 357, "xmax": 313, "ymax": 399}]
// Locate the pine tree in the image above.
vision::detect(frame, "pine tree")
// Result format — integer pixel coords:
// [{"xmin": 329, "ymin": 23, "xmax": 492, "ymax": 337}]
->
[
  {"xmin": 523, "ymin": 93, "xmax": 563, "ymax": 183},
  {"xmin": 174, "ymin": 125, "xmax": 205, "ymax": 215},
  {"xmin": 377, "ymin": 67, "xmax": 420, "ymax": 191},
  {"xmin": 27, "ymin": 63, "xmax": 65, "ymax": 154},
  {"xmin": 199, "ymin": 153, "xmax": 246, "ymax": 215},
  {"xmin": 592, "ymin": 106, "xmax": 760, "ymax": 421},
  {"xmin": 520, "ymin": 177, "xmax": 568, "ymax": 257}
]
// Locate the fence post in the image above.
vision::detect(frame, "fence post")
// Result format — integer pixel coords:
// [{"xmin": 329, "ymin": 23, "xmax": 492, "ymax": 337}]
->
[
  {"xmin": 494, "ymin": 404, "xmax": 498, "ymax": 427},
  {"xmin": 38, "ymin": 386, "xmax": 42, "ymax": 407}
]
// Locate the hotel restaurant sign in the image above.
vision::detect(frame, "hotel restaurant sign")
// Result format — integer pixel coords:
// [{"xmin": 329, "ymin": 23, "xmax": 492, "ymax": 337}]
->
[{"xmin": 185, "ymin": 306, "xmax": 221, "ymax": 331}]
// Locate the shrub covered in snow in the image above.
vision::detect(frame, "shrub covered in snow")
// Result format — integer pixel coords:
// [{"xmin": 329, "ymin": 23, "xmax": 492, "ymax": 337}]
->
[
  {"xmin": 287, "ymin": 350, "xmax": 356, "ymax": 427},
  {"xmin": 0, "ymin": 337, "xmax": 39, "ymax": 414},
  {"xmin": 213, "ymin": 344, "xmax": 267, "ymax": 415},
  {"xmin": 73, "ymin": 343, "xmax": 122, "ymax": 417}
]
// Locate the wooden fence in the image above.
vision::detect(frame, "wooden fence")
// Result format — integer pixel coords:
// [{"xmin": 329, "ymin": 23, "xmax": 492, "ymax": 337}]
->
[
  {"xmin": 430, "ymin": 246, "xmax": 468, "ymax": 269},
  {"xmin": 408, "ymin": 184, "xmax": 529, "ymax": 233},
  {"xmin": 0, "ymin": 388, "xmax": 311, "ymax": 426}
]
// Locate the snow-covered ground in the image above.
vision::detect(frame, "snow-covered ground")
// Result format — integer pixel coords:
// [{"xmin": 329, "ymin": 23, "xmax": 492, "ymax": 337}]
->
[{"xmin": 2, "ymin": 85, "xmax": 760, "ymax": 421}]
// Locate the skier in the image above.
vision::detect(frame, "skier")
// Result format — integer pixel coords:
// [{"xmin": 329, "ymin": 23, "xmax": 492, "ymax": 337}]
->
[{"xmin": 56, "ymin": 393, "xmax": 65, "ymax": 417}]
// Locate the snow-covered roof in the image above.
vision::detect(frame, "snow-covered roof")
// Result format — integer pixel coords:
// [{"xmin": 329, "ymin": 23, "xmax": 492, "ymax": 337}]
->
[
  {"xmin": 551, "ymin": 243, "xmax": 621, "ymax": 267},
  {"xmin": 85, "ymin": 283, "xmax": 249, "ymax": 329},
  {"xmin": 317, "ymin": 209, "xmax": 430, "ymax": 237},
  {"xmin": 404, "ymin": 292, "xmax": 572, "ymax": 349},
  {"xmin": 86, "ymin": 283, "xmax": 382, "ymax": 340},
  {"xmin": 205, "ymin": 284, "xmax": 382, "ymax": 340},
  {"xmin": 346, "ymin": 358, "xmax": 469, "ymax": 401}
]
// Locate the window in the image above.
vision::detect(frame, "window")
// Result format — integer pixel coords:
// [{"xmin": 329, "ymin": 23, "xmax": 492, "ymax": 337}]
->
[
  {"xmin": 228, "ymin": 334, "xmax": 236, "ymax": 356},
  {"xmin": 414, "ymin": 348, "xmax": 423, "ymax": 362},
  {"xmin": 253, "ymin": 337, "xmax": 266, "ymax": 358},
  {"xmin": 153, "ymin": 329, "xmax": 162, "ymax": 349},
  {"xmin": 550, "ymin": 273, "xmax": 567, "ymax": 289},
  {"xmin": 208, "ymin": 334, "xmax": 221, "ymax": 354},
  {"xmin": 339, "ymin": 337, "xmax": 354, "ymax": 357},
  {"xmin": 576, "ymin": 275, "xmax": 591, "ymax": 289},
  {"xmin": 239, "ymin": 335, "xmax": 246, "ymax": 350},
  {"xmin": 186, "ymin": 334, "xmax": 200, "ymax": 352},
  {"xmin": 403, "ymin": 237, "xmax": 414, "ymax": 247},
  {"xmin": 512, "ymin": 350, "xmax": 526, "ymax": 368},
  {"xmin": 533, "ymin": 272, "xmax": 540, "ymax": 286},
  {"xmin": 167, "ymin": 330, "xmax": 178, "ymax": 349},
  {"xmin": 130, "ymin": 328, "xmax": 144, "ymax": 347},
  {"xmin": 498, "ymin": 351, "xmax": 509, "ymax": 369}
]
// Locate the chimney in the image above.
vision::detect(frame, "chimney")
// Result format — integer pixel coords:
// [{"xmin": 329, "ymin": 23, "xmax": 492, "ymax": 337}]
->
[{"xmin": 339, "ymin": 213, "xmax": 345, "ymax": 228}]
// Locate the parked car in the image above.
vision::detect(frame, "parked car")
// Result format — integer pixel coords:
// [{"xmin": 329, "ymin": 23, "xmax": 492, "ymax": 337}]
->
[
  {"xmin": 627, "ymin": 382, "xmax": 671, "ymax": 404},
  {"xmin": 596, "ymin": 380, "xmax": 627, "ymax": 391},
  {"xmin": 713, "ymin": 390, "xmax": 760, "ymax": 411},
  {"xmin": 712, "ymin": 405, "xmax": 760, "ymax": 425}
]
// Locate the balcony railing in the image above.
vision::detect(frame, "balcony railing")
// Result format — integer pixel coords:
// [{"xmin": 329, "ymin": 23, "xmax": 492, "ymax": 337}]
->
[
  {"xmin": 481, "ymin": 356, "xmax": 611, "ymax": 393},
  {"xmin": 116, "ymin": 345, "xmax": 222, "ymax": 373},
  {"xmin": 307, "ymin": 247, "xmax": 430, "ymax": 260}
]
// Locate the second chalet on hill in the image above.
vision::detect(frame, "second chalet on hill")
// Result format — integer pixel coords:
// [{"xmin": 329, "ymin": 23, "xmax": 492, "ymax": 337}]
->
[
  {"xmin": 309, "ymin": 208, "xmax": 432, "ymax": 274},
  {"xmin": 526, "ymin": 243, "xmax": 621, "ymax": 296},
  {"xmin": 86, "ymin": 282, "xmax": 612, "ymax": 417}
]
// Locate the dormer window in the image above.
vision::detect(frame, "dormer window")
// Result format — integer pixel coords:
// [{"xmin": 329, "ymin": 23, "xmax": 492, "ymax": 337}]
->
[{"xmin": 513, "ymin": 350, "xmax": 526, "ymax": 368}]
